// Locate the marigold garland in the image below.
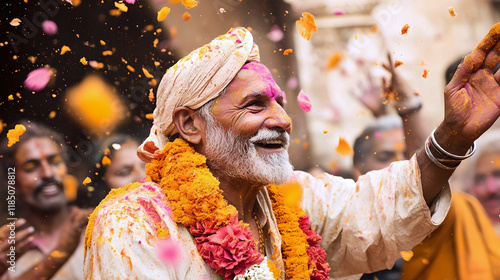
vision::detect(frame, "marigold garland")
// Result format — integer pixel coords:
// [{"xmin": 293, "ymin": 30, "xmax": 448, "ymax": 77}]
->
[
  {"xmin": 144, "ymin": 138, "xmax": 331, "ymax": 279},
  {"xmin": 267, "ymin": 184, "xmax": 310, "ymax": 279}
]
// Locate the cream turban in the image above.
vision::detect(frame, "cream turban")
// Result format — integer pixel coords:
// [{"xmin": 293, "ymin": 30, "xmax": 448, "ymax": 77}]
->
[{"xmin": 137, "ymin": 27, "xmax": 260, "ymax": 162}]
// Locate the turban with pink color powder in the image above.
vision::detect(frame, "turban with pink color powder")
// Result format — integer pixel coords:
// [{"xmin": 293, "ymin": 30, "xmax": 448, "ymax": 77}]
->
[{"xmin": 137, "ymin": 27, "xmax": 260, "ymax": 162}]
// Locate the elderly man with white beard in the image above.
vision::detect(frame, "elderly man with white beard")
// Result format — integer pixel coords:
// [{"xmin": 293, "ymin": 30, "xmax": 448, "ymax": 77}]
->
[{"xmin": 84, "ymin": 25, "xmax": 500, "ymax": 280}]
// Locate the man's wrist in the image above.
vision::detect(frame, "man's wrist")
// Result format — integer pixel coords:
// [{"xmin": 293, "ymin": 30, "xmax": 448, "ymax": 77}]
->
[{"xmin": 434, "ymin": 123, "xmax": 474, "ymax": 155}]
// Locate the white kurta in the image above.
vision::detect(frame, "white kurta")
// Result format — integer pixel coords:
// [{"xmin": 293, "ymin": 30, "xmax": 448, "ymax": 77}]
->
[{"xmin": 84, "ymin": 156, "xmax": 451, "ymax": 279}]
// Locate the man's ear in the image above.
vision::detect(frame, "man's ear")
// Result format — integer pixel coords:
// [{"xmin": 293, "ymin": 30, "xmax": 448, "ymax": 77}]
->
[{"xmin": 172, "ymin": 107, "xmax": 205, "ymax": 145}]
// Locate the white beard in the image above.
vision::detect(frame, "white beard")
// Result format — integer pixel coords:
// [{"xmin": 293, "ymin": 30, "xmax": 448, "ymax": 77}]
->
[{"xmin": 203, "ymin": 121, "xmax": 293, "ymax": 186}]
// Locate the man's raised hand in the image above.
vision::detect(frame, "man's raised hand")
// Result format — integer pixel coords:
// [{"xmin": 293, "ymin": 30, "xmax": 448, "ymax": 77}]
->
[{"xmin": 442, "ymin": 23, "xmax": 500, "ymax": 146}]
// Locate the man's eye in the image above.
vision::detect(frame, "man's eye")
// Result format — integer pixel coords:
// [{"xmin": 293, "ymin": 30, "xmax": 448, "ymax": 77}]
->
[
  {"xmin": 50, "ymin": 156, "xmax": 63, "ymax": 165},
  {"xmin": 116, "ymin": 169, "xmax": 132, "ymax": 176},
  {"xmin": 246, "ymin": 101, "xmax": 265, "ymax": 109},
  {"xmin": 23, "ymin": 163, "xmax": 37, "ymax": 172}
]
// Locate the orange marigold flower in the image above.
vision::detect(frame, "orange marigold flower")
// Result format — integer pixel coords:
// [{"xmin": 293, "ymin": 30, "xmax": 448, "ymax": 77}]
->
[{"xmin": 7, "ymin": 124, "xmax": 26, "ymax": 147}]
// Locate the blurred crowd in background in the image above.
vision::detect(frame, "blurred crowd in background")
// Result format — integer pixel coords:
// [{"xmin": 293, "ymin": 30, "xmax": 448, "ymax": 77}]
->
[{"xmin": 0, "ymin": 0, "xmax": 499, "ymax": 279}]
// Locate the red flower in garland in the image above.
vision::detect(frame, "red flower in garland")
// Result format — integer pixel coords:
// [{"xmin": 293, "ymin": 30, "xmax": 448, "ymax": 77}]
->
[
  {"xmin": 197, "ymin": 222, "xmax": 264, "ymax": 280},
  {"xmin": 190, "ymin": 216, "xmax": 236, "ymax": 243},
  {"xmin": 299, "ymin": 215, "xmax": 331, "ymax": 280}
]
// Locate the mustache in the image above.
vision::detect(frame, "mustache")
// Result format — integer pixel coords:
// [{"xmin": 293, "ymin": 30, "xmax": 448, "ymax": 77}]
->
[
  {"xmin": 248, "ymin": 129, "xmax": 290, "ymax": 148},
  {"xmin": 33, "ymin": 179, "xmax": 64, "ymax": 197}
]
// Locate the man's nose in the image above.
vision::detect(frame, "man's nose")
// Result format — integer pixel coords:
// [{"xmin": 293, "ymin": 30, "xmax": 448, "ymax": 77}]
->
[
  {"xmin": 264, "ymin": 105, "xmax": 292, "ymax": 134},
  {"xmin": 40, "ymin": 160, "xmax": 55, "ymax": 179}
]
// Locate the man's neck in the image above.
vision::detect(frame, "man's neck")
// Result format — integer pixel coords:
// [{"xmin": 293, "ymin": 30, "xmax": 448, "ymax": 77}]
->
[
  {"xmin": 23, "ymin": 205, "xmax": 69, "ymax": 237},
  {"xmin": 217, "ymin": 174, "xmax": 263, "ymax": 223}
]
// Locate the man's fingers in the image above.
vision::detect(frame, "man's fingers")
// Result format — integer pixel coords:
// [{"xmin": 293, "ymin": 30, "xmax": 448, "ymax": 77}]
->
[
  {"xmin": 447, "ymin": 55, "xmax": 473, "ymax": 91},
  {"xmin": 470, "ymin": 23, "xmax": 500, "ymax": 72},
  {"xmin": 494, "ymin": 67, "xmax": 500, "ymax": 84},
  {"xmin": 482, "ymin": 40, "xmax": 500, "ymax": 72},
  {"xmin": 16, "ymin": 226, "xmax": 35, "ymax": 243}
]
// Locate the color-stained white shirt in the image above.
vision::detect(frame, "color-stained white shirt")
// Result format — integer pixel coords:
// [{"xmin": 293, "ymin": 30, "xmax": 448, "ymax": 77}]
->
[{"xmin": 84, "ymin": 156, "xmax": 451, "ymax": 280}]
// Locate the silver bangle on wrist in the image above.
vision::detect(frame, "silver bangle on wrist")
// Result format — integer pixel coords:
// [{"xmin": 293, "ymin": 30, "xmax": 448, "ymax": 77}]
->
[
  {"xmin": 430, "ymin": 128, "xmax": 476, "ymax": 160},
  {"xmin": 424, "ymin": 137, "xmax": 460, "ymax": 170}
]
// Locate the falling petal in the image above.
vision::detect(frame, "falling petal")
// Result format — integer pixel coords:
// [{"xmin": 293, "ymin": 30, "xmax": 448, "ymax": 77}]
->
[
  {"xmin": 296, "ymin": 12, "xmax": 317, "ymax": 40},
  {"xmin": 126, "ymin": 0, "xmax": 135, "ymax": 4},
  {"xmin": 336, "ymin": 137, "xmax": 354, "ymax": 156},
  {"xmin": 80, "ymin": 57, "xmax": 88, "ymax": 65},
  {"xmin": 102, "ymin": 156, "xmax": 111, "ymax": 166},
  {"xmin": 83, "ymin": 177, "xmax": 91, "ymax": 185},
  {"xmin": 287, "ymin": 77, "xmax": 298, "ymax": 90},
  {"xmin": 142, "ymin": 68, "xmax": 154, "ymax": 79},
  {"xmin": 65, "ymin": 75, "xmax": 127, "ymax": 136},
  {"xmin": 49, "ymin": 111, "xmax": 56, "ymax": 119},
  {"xmin": 333, "ymin": 9, "xmax": 345, "ymax": 15},
  {"xmin": 400, "ymin": 251, "xmax": 414, "ymax": 261},
  {"xmin": 394, "ymin": 60, "xmax": 403, "ymax": 67},
  {"xmin": 297, "ymin": 90, "xmax": 312, "ymax": 112},
  {"xmin": 401, "ymin": 24, "xmax": 409, "ymax": 35},
  {"xmin": 422, "ymin": 69, "xmax": 429, "ymax": 78},
  {"xmin": 115, "ymin": 2, "xmax": 128, "ymax": 12},
  {"xmin": 42, "ymin": 20, "xmax": 58, "ymax": 35},
  {"xmin": 7, "ymin": 124, "xmax": 26, "ymax": 147},
  {"xmin": 448, "ymin": 7, "xmax": 457, "ymax": 17},
  {"xmin": 182, "ymin": 0, "xmax": 198, "ymax": 9},
  {"xmin": 323, "ymin": 130, "xmax": 328, "ymax": 134},
  {"xmin": 100, "ymin": 40, "xmax": 106, "ymax": 45},
  {"xmin": 283, "ymin": 48, "xmax": 293, "ymax": 55},
  {"xmin": 10, "ymin": 18, "xmax": 22, "ymax": 27},
  {"xmin": 267, "ymin": 25, "xmax": 284, "ymax": 42},
  {"xmin": 182, "ymin": 12, "xmax": 191, "ymax": 21},
  {"xmin": 277, "ymin": 182, "xmax": 302, "ymax": 208},
  {"xmin": 8, "ymin": 95, "xmax": 14, "ymax": 101},
  {"xmin": 146, "ymin": 113, "xmax": 154, "ymax": 119},
  {"xmin": 157, "ymin": 7, "xmax": 171, "ymax": 22},
  {"xmin": 148, "ymin": 89, "xmax": 154, "ymax": 102},
  {"xmin": 327, "ymin": 52, "xmax": 343, "ymax": 70},
  {"xmin": 157, "ymin": 238, "xmax": 181, "ymax": 266},
  {"xmin": 60, "ymin": 45, "xmax": 71, "ymax": 55},
  {"xmin": 24, "ymin": 67, "xmax": 51, "ymax": 91},
  {"xmin": 374, "ymin": 131, "xmax": 382, "ymax": 139}
]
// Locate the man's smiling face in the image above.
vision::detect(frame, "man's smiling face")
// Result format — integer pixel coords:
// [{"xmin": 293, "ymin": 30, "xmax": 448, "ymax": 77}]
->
[
  {"xmin": 201, "ymin": 61, "xmax": 293, "ymax": 185},
  {"xmin": 15, "ymin": 137, "xmax": 68, "ymax": 211}
]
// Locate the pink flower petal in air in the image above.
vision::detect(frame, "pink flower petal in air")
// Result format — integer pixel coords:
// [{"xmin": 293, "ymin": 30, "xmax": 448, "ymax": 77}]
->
[
  {"xmin": 267, "ymin": 25, "xmax": 284, "ymax": 42},
  {"xmin": 374, "ymin": 131, "xmax": 382, "ymax": 139},
  {"xmin": 24, "ymin": 67, "xmax": 51, "ymax": 91},
  {"xmin": 334, "ymin": 9, "xmax": 345, "ymax": 15},
  {"xmin": 42, "ymin": 20, "xmax": 58, "ymax": 35},
  {"xmin": 126, "ymin": 0, "xmax": 135, "ymax": 3},
  {"xmin": 297, "ymin": 90, "xmax": 312, "ymax": 112},
  {"xmin": 157, "ymin": 238, "xmax": 181, "ymax": 266},
  {"xmin": 287, "ymin": 76, "xmax": 298, "ymax": 90}
]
